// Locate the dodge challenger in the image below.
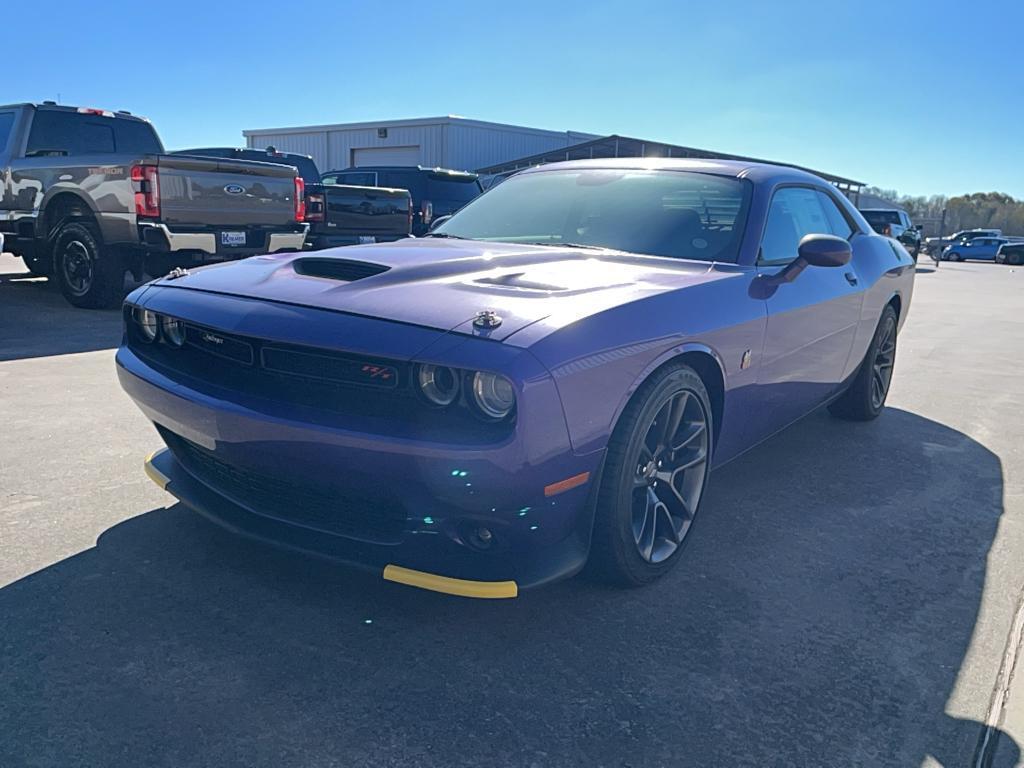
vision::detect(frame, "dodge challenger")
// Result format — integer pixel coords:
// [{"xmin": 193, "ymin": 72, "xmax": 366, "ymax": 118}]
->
[{"xmin": 117, "ymin": 159, "xmax": 915, "ymax": 598}]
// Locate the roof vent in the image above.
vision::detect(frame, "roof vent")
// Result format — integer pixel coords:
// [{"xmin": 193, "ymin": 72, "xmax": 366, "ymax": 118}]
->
[{"xmin": 293, "ymin": 257, "xmax": 390, "ymax": 282}]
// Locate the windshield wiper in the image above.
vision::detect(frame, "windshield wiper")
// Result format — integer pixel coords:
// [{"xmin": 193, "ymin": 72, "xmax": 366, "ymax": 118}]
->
[
  {"xmin": 422, "ymin": 232, "xmax": 472, "ymax": 240},
  {"xmin": 524, "ymin": 241, "xmax": 609, "ymax": 250}
]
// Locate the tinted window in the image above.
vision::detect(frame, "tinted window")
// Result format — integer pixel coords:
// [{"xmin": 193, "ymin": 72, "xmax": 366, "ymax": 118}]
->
[
  {"xmin": 818, "ymin": 191, "xmax": 853, "ymax": 239},
  {"xmin": 377, "ymin": 172, "xmax": 423, "ymax": 195},
  {"xmin": 861, "ymin": 210, "xmax": 902, "ymax": 229},
  {"xmin": 113, "ymin": 119, "xmax": 162, "ymax": 154},
  {"xmin": 27, "ymin": 111, "xmax": 115, "ymax": 155},
  {"xmin": 436, "ymin": 169, "xmax": 753, "ymax": 263},
  {"xmin": 760, "ymin": 187, "xmax": 832, "ymax": 264},
  {"xmin": 426, "ymin": 176, "xmax": 481, "ymax": 209},
  {"xmin": 0, "ymin": 112, "xmax": 15, "ymax": 153},
  {"xmin": 329, "ymin": 172, "xmax": 376, "ymax": 187}
]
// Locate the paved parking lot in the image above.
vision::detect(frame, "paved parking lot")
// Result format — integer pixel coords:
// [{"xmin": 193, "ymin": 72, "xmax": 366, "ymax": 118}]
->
[{"xmin": 1, "ymin": 253, "xmax": 1022, "ymax": 767}]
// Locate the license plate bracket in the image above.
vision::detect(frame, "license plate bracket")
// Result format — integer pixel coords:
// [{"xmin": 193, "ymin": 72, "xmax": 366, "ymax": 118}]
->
[{"xmin": 221, "ymin": 231, "xmax": 246, "ymax": 247}]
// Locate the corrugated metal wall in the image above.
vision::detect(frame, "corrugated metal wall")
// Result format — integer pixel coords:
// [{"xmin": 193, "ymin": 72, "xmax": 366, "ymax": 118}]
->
[
  {"xmin": 246, "ymin": 132, "xmax": 328, "ymax": 166},
  {"xmin": 445, "ymin": 124, "xmax": 589, "ymax": 171},
  {"xmin": 246, "ymin": 120, "xmax": 597, "ymax": 173},
  {"xmin": 327, "ymin": 125, "xmax": 445, "ymax": 171}
]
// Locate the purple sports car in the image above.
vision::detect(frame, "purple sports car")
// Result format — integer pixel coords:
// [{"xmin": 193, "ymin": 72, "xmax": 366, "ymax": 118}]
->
[{"xmin": 118, "ymin": 159, "xmax": 914, "ymax": 598}]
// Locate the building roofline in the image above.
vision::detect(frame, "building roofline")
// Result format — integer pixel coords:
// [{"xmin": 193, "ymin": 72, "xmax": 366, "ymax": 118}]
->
[{"xmin": 243, "ymin": 115, "xmax": 598, "ymax": 141}]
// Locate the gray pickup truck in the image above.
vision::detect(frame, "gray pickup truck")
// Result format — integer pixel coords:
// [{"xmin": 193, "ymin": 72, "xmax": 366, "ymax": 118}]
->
[{"xmin": 0, "ymin": 103, "xmax": 308, "ymax": 307}]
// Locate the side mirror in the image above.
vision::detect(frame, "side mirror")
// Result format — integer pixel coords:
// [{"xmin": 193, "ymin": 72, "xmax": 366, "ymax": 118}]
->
[
  {"xmin": 798, "ymin": 233, "xmax": 852, "ymax": 267},
  {"xmin": 762, "ymin": 234, "xmax": 851, "ymax": 287},
  {"xmin": 915, "ymin": 224, "xmax": 924, "ymax": 231},
  {"xmin": 428, "ymin": 214, "xmax": 452, "ymax": 232}
]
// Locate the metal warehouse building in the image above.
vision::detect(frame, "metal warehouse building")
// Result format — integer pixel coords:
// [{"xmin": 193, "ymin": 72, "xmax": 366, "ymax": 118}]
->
[{"xmin": 243, "ymin": 116, "xmax": 596, "ymax": 174}]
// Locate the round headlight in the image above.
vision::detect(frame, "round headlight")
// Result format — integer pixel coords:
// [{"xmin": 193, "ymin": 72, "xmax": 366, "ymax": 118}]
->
[
  {"xmin": 135, "ymin": 307, "xmax": 158, "ymax": 343},
  {"xmin": 417, "ymin": 364, "xmax": 460, "ymax": 406},
  {"xmin": 161, "ymin": 316, "xmax": 185, "ymax": 347},
  {"xmin": 471, "ymin": 371, "xmax": 516, "ymax": 419}
]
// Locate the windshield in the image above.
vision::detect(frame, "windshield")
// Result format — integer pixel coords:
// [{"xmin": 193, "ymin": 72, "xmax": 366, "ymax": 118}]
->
[{"xmin": 434, "ymin": 169, "xmax": 752, "ymax": 262}]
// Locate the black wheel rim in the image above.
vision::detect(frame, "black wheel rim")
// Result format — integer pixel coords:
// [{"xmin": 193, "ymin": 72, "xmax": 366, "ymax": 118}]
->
[
  {"xmin": 62, "ymin": 240, "xmax": 93, "ymax": 296},
  {"xmin": 871, "ymin": 319, "xmax": 896, "ymax": 410},
  {"xmin": 630, "ymin": 389, "xmax": 709, "ymax": 563}
]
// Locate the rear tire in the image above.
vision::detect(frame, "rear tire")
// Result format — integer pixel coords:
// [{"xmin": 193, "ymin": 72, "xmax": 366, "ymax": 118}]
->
[
  {"xmin": 829, "ymin": 305, "xmax": 898, "ymax": 422},
  {"xmin": 588, "ymin": 364, "xmax": 713, "ymax": 587},
  {"xmin": 52, "ymin": 222, "xmax": 124, "ymax": 309}
]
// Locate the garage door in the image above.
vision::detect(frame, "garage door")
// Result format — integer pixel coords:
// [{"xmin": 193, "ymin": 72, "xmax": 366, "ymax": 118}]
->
[{"xmin": 352, "ymin": 146, "xmax": 421, "ymax": 167}]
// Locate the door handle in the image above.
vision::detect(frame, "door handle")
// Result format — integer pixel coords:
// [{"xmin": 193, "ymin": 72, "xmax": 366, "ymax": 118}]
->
[{"xmin": 844, "ymin": 272, "xmax": 858, "ymax": 286}]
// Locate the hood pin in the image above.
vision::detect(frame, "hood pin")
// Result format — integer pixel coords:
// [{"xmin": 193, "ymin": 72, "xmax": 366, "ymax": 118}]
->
[{"xmin": 473, "ymin": 310, "xmax": 502, "ymax": 329}]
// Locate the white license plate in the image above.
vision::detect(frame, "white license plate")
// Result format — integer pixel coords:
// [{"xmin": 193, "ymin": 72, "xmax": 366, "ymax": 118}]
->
[
  {"xmin": 358, "ymin": 235, "xmax": 377, "ymax": 244},
  {"xmin": 221, "ymin": 231, "xmax": 246, "ymax": 247}
]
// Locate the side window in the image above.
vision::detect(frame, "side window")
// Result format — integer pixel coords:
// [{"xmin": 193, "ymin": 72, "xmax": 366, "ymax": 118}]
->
[
  {"xmin": 0, "ymin": 112, "xmax": 15, "ymax": 153},
  {"xmin": 27, "ymin": 111, "xmax": 114, "ymax": 156},
  {"xmin": 337, "ymin": 172, "xmax": 377, "ymax": 187},
  {"xmin": 759, "ymin": 187, "xmax": 832, "ymax": 264},
  {"xmin": 817, "ymin": 191, "xmax": 853, "ymax": 239}
]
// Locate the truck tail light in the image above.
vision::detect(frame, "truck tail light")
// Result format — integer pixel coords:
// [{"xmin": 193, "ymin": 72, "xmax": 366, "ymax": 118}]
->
[
  {"xmin": 294, "ymin": 177, "xmax": 306, "ymax": 222},
  {"xmin": 421, "ymin": 199, "xmax": 433, "ymax": 227},
  {"xmin": 131, "ymin": 164, "xmax": 160, "ymax": 218},
  {"xmin": 407, "ymin": 202, "xmax": 413, "ymax": 235},
  {"xmin": 305, "ymin": 192, "xmax": 324, "ymax": 223}
]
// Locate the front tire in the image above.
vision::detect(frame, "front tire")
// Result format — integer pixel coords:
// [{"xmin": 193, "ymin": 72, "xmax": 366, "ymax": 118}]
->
[
  {"xmin": 52, "ymin": 222, "xmax": 124, "ymax": 309},
  {"xmin": 829, "ymin": 305, "xmax": 898, "ymax": 421},
  {"xmin": 589, "ymin": 364, "xmax": 713, "ymax": 586}
]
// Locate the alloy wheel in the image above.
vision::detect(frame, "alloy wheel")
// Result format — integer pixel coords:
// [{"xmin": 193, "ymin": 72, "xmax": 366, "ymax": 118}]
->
[
  {"xmin": 871, "ymin": 318, "xmax": 897, "ymax": 409},
  {"xmin": 630, "ymin": 389, "xmax": 709, "ymax": 563},
  {"xmin": 61, "ymin": 240, "xmax": 93, "ymax": 296}
]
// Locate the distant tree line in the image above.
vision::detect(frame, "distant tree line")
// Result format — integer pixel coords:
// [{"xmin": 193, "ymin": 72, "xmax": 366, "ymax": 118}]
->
[{"xmin": 861, "ymin": 187, "xmax": 1024, "ymax": 236}]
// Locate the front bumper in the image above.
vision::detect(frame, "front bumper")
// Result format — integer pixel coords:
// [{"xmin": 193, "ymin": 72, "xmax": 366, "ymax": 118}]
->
[{"xmin": 118, "ymin": 344, "xmax": 601, "ymax": 596}]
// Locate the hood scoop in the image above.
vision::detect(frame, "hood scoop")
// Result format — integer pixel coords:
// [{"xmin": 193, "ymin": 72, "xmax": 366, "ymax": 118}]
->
[
  {"xmin": 293, "ymin": 257, "xmax": 390, "ymax": 282},
  {"xmin": 474, "ymin": 271, "xmax": 568, "ymax": 292}
]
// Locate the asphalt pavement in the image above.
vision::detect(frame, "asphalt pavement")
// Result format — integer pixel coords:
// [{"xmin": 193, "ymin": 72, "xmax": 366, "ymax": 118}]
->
[{"xmin": 1, "ymin": 253, "xmax": 1022, "ymax": 767}]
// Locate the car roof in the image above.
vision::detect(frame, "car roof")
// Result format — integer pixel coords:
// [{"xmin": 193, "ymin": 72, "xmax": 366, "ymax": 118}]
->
[
  {"xmin": 176, "ymin": 146, "xmax": 313, "ymax": 160},
  {"xmin": 516, "ymin": 157, "xmax": 833, "ymax": 186}
]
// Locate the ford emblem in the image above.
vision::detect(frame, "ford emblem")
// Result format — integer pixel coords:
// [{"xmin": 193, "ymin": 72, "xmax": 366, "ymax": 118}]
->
[{"xmin": 224, "ymin": 183, "xmax": 245, "ymax": 195}]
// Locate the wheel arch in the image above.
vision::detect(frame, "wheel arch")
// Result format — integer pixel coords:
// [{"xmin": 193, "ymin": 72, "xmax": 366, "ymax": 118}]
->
[
  {"xmin": 612, "ymin": 342, "xmax": 726, "ymax": 456},
  {"xmin": 38, "ymin": 190, "xmax": 99, "ymax": 240}
]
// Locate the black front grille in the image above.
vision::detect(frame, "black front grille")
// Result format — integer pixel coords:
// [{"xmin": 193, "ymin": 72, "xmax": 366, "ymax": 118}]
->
[
  {"xmin": 127, "ymin": 317, "xmax": 513, "ymax": 444},
  {"xmin": 162, "ymin": 429, "xmax": 406, "ymax": 544}
]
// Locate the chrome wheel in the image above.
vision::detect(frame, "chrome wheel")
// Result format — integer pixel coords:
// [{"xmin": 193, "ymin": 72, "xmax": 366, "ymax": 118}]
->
[
  {"xmin": 871, "ymin": 315, "xmax": 897, "ymax": 410},
  {"xmin": 61, "ymin": 240, "xmax": 93, "ymax": 297},
  {"xmin": 630, "ymin": 389, "xmax": 709, "ymax": 563}
]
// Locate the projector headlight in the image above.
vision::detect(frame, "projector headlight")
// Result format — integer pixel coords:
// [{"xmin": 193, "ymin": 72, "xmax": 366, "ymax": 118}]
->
[
  {"xmin": 470, "ymin": 371, "xmax": 516, "ymax": 420},
  {"xmin": 416, "ymin": 364, "xmax": 460, "ymax": 406},
  {"xmin": 135, "ymin": 307, "xmax": 158, "ymax": 343},
  {"xmin": 160, "ymin": 316, "xmax": 186, "ymax": 347}
]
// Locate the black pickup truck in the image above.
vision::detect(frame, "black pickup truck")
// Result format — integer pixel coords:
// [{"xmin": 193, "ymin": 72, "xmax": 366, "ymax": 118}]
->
[
  {"xmin": 176, "ymin": 147, "xmax": 412, "ymax": 250},
  {"xmin": 0, "ymin": 103, "xmax": 308, "ymax": 307}
]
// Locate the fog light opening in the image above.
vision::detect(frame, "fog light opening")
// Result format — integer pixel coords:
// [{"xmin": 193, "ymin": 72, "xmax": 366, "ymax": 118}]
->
[{"xmin": 467, "ymin": 525, "xmax": 494, "ymax": 550}]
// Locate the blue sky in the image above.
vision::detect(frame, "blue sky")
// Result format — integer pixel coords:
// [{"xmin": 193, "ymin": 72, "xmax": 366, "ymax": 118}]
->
[{"xmin": 6, "ymin": 0, "xmax": 1023, "ymax": 197}]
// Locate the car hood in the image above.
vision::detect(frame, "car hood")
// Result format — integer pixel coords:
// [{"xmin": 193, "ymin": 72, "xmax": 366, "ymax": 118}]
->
[{"xmin": 152, "ymin": 239, "xmax": 720, "ymax": 342}]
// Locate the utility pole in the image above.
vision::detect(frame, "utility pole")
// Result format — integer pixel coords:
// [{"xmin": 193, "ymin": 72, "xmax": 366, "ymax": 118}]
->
[{"xmin": 939, "ymin": 208, "xmax": 947, "ymax": 239}]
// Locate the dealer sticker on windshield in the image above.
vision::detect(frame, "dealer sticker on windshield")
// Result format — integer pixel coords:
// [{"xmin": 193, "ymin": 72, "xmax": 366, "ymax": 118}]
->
[{"xmin": 221, "ymin": 232, "xmax": 246, "ymax": 247}]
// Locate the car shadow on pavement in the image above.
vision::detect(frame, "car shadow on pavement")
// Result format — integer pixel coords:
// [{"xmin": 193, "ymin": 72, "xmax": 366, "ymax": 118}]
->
[
  {"xmin": 0, "ymin": 408, "xmax": 1019, "ymax": 767},
  {"xmin": 0, "ymin": 265, "xmax": 123, "ymax": 362}
]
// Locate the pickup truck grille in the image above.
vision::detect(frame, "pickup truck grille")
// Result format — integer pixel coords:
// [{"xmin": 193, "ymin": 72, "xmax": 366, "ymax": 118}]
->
[{"xmin": 160, "ymin": 428, "xmax": 407, "ymax": 544}]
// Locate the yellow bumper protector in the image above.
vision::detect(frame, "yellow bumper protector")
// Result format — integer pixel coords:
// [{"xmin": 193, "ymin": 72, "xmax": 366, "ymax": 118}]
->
[
  {"xmin": 144, "ymin": 449, "xmax": 171, "ymax": 490},
  {"xmin": 383, "ymin": 564, "xmax": 518, "ymax": 599}
]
